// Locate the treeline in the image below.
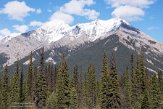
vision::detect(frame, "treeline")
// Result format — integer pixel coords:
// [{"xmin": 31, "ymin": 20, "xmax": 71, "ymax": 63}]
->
[{"xmin": 0, "ymin": 48, "xmax": 163, "ymax": 109}]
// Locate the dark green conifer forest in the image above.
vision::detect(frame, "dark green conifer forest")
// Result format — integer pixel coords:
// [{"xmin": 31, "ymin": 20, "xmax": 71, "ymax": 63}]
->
[{"xmin": 0, "ymin": 48, "xmax": 163, "ymax": 109}]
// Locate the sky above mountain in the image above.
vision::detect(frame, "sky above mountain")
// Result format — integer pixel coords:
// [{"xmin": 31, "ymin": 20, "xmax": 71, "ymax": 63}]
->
[{"xmin": 0, "ymin": 0, "xmax": 162, "ymax": 41}]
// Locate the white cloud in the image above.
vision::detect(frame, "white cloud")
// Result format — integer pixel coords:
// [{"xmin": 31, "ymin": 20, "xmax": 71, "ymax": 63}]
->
[
  {"xmin": 50, "ymin": 11, "xmax": 74, "ymax": 24},
  {"xmin": 60, "ymin": 0, "xmax": 99, "ymax": 20},
  {"xmin": 105, "ymin": 0, "xmax": 155, "ymax": 21},
  {"xmin": 36, "ymin": 8, "xmax": 42, "ymax": 14},
  {"xmin": 0, "ymin": 28, "xmax": 19, "ymax": 39},
  {"xmin": 106, "ymin": 0, "xmax": 154, "ymax": 8},
  {"xmin": 29, "ymin": 21, "xmax": 43, "ymax": 27},
  {"xmin": 112, "ymin": 5, "xmax": 144, "ymax": 21},
  {"xmin": 50, "ymin": 0, "xmax": 99, "ymax": 24},
  {"xmin": 13, "ymin": 25, "xmax": 29, "ymax": 33},
  {"xmin": 0, "ymin": 28, "xmax": 12, "ymax": 36},
  {"xmin": 84, "ymin": 9, "xmax": 100, "ymax": 20},
  {"xmin": 0, "ymin": 1, "xmax": 40, "ymax": 21}
]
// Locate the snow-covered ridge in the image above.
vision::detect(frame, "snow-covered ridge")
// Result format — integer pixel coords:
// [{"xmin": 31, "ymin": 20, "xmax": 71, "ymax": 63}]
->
[{"xmin": 0, "ymin": 17, "xmax": 163, "ymax": 66}]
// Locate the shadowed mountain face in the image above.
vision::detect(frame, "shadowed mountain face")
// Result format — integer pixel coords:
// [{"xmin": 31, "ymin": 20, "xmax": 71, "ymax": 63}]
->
[{"xmin": 0, "ymin": 18, "xmax": 163, "ymax": 74}]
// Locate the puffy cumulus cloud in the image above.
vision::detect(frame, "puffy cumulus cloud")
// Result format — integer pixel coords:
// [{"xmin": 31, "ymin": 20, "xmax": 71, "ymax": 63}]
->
[
  {"xmin": 112, "ymin": 6, "xmax": 144, "ymax": 21},
  {"xmin": 50, "ymin": 11, "xmax": 74, "ymax": 24},
  {"xmin": 0, "ymin": 1, "xmax": 41, "ymax": 21},
  {"xmin": 105, "ymin": 0, "xmax": 155, "ymax": 21},
  {"xmin": 50, "ymin": 0, "xmax": 99, "ymax": 24},
  {"xmin": 13, "ymin": 25, "xmax": 29, "ymax": 33},
  {"xmin": 29, "ymin": 21, "xmax": 43, "ymax": 27}
]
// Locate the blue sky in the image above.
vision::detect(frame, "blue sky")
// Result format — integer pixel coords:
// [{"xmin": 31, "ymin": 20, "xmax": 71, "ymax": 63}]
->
[{"xmin": 0, "ymin": 0, "xmax": 162, "ymax": 41}]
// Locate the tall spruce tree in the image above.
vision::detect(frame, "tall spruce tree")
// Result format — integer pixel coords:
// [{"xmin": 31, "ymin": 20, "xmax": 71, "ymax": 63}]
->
[
  {"xmin": 141, "ymin": 90, "xmax": 150, "ymax": 109},
  {"xmin": 10, "ymin": 61, "xmax": 20, "ymax": 103},
  {"xmin": 70, "ymin": 87, "xmax": 78, "ymax": 109},
  {"xmin": 71, "ymin": 65, "xmax": 79, "ymax": 90},
  {"xmin": 138, "ymin": 50, "xmax": 151, "ymax": 108},
  {"xmin": 19, "ymin": 65, "xmax": 25, "ymax": 103},
  {"xmin": 71, "ymin": 65, "xmax": 79, "ymax": 108},
  {"xmin": 158, "ymin": 70, "xmax": 163, "ymax": 94},
  {"xmin": 56, "ymin": 53, "xmax": 70, "ymax": 109},
  {"xmin": 1, "ymin": 65, "xmax": 9, "ymax": 109},
  {"xmin": 100, "ymin": 52, "xmax": 111, "ymax": 109},
  {"xmin": 123, "ymin": 67, "xmax": 132, "ymax": 108},
  {"xmin": 47, "ymin": 62, "xmax": 54, "ymax": 93},
  {"xmin": 132, "ymin": 57, "xmax": 142, "ymax": 108},
  {"xmin": 151, "ymin": 74, "xmax": 161, "ymax": 109},
  {"xmin": 35, "ymin": 48, "xmax": 48, "ymax": 109},
  {"xmin": 139, "ymin": 50, "xmax": 146, "ymax": 93},
  {"xmin": 26, "ymin": 52, "xmax": 33, "ymax": 101},
  {"xmin": 87, "ymin": 65, "xmax": 96, "ymax": 109},
  {"xmin": 109, "ymin": 54, "xmax": 121, "ymax": 109},
  {"xmin": 0, "ymin": 75, "xmax": 2, "ymax": 108}
]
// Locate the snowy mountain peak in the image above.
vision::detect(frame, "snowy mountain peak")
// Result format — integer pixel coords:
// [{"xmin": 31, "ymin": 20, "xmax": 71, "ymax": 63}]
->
[{"xmin": 40, "ymin": 19, "xmax": 70, "ymax": 32}]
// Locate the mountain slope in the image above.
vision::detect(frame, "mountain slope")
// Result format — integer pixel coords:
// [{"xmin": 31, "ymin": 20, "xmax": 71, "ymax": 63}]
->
[{"xmin": 0, "ymin": 18, "xmax": 163, "ymax": 74}]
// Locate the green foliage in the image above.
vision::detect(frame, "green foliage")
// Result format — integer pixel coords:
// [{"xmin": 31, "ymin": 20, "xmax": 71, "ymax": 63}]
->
[
  {"xmin": 0, "ymin": 50, "xmax": 160, "ymax": 109},
  {"xmin": 19, "ymin": 65, "xmax": 25, "ymax": 103},
  {"xmin": 1, "ymin": 65, "xmax": 9, "ymax": 109},
  {"xmin": 100, "ymin": 53, "xmax": 111, "ymax": 109},
  {"xmin": 141, "ymin": 90, "xmax": 150, "ymax": 109},
  {"xmin": 86, "ymin": 65, "xmax": 96, "ymax": 109},
  {"xmin": 56, "ymin": 54, "xmax": 70, "ymax": 109},
  {"xmin": 70, "ymin": 87, "xmax": 78, "ymax": 109},
  {"xmin": 123, "ymin": 67, "xmax": 132, "ymax": 108},
  {"xmin": 10, "ymin": 61, "xmax": 20, "ymax": 103},
  {"xmin": 151, "ymin": 74, "xmax": 162, "ymax": 109},
  {"xmin": 35, "ymin": 71, "xmax": 47, "ymax": 108},
  {"xmin": 46, "ymin": 92, "xmax": 57, "ymax": 109},
  {"xmin": 108, "ymin": 54, "xmax": 121, "ymax": 109},
  {"xmin": 34, "ymin": 48, "xmax": 48, "ymax": 109},
  {"xmin": 26, "ymin": 52, "xmax": 33, "ymax": 101}
]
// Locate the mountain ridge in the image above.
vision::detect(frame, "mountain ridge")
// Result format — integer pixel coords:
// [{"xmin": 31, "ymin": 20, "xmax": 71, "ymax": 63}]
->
[{"xmin": 0, "ymin": 17, "xmax": 163, "ymax": 73}]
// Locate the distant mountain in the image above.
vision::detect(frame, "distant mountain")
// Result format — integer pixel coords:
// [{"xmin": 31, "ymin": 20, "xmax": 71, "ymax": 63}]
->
[{"xmin": 0, "ymin": 18, "xmax": 163, "ymax": 74}]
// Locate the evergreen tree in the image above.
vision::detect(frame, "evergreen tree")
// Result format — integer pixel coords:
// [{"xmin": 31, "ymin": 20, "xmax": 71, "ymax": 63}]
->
[
  {"xmin": 78, "ymin": 68, "xmax": 84, "ymax": 109},
  {"xmin": 35, "ymin": 73, "xmax": 47, "ymax": 109},
  {"xmin": 96, "ymin": 80, "xmax": 101, "ymax": 108},
  {"xmin": 46, "ymin": 92, "xmax": 57, "ymax": 109},
  {"xmin": 123, "ymin": 67, "xmax": 132, "ymax": 108},
  {"xmin": 26, "ymin": 52, "xmax": 33, "ymax": 101},
  {"xmin": 71, "ymin": 65, "xmax": 79, "ymax": 90},
  {"xmin": 70, "ymin": 87, "xmax": 78, "ymax": 109},
  {"xmin": 86, "ymin": 65, "xmax": 96, "ymax": 109},
  {"xmin": 0, "ymin": 75, "xmax": 2, "ymax": 108},
  {"xmin": 132, "ymin": 58, "xmax": 142, "ymax": 108},
  {"xmin": 32, "ymin": 66, "xmax": 37, "ymax": 100},
  {"xmin": 56, "ymin": 53, "xmax": 70, "ymax": 109},
  {"xmin": 158, "ymin": 70, "xmax": 163, "ymax": 94},
  {"xmin": 139, "ymin": 51, "xmax": 146, "ymax": 93},
  {"xmin": 47, "ymin": 62, "xmax": 54, "ymax": 93},
  {"xmin": 10, "ymin": 61, "xmax": 20, "ymax": 103},
  {"xmin": 71, "ymin": 65, "xmax": 79, "ymax": 108},
  {"xmin": 100, "ymin": 52, "xmax": 111, "ymax": 109},
  {"xmin": 34, "ymin": 48, "xmax": 48, "ymax": 109},
  {"xmin": 19, "ymin": 65, "xmax": 25, "ymax": 103},
  {"xmin": 141, "ymin": 90, "xmax": 150, "ymax": 109},
  {"xmin": 1, "ymin": 65, "xmax": 9, "ymax": 109},
  {"xmin": 109, "ymin": 54, "xmax": 121, "ymax": 109},
  {"xmin": 151, "ymin": 74, "xmax": 161, "ymax": 109}
]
